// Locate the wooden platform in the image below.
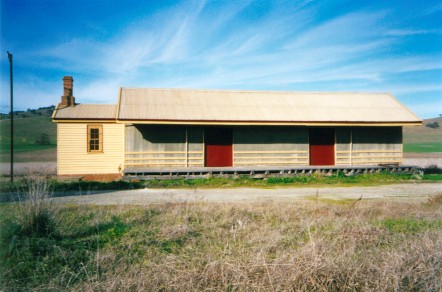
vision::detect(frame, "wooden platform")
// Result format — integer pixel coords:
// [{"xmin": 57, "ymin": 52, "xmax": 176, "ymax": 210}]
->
[{"xmin": 123, "ymin": 165, "xmax": 418, "ymax": 180}]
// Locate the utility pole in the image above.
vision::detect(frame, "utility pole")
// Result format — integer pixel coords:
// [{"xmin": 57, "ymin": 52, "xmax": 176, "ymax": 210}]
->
[{"xmin": 7, "ymin": 51, "xmax": 13, "ymax": 182}]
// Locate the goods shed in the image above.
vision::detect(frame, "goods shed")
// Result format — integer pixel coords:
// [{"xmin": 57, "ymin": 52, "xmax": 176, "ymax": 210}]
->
[{"xmin": 53, "ymin": 76, "xmax": 422, "ymax": 178}]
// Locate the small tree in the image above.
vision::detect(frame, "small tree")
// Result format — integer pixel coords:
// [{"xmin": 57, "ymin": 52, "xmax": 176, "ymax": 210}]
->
[
  {"xmin": 35, "ymin": 133, "xmax": 50, "ymax": 145},
  {"xmin": 425, "ymin": 121, "xmax": 439, "ymax": 129}
]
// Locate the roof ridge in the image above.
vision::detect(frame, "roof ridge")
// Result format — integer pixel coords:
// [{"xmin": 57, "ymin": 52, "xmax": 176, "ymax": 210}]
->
[
  {"xmin": 72, "ymin": 103, "xmax": 117, "ymax": 106},
  {"xmin": 120, "ymin": 87, "xmax": 390, "ymax": 95}
]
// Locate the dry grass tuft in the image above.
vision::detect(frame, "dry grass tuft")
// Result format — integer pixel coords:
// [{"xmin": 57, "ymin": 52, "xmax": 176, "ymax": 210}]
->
[
  {"xmin": 14, "ymin": 176, "xmax": 59, "ymax": 237},
  {"xmin": 428, "ymin": 192, "xmax": 442, "ymax": 205}
]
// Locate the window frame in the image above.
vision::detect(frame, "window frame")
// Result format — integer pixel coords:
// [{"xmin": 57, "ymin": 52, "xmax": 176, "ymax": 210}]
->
[{"xmin": 87, "ymin": 125, "xmax": 103, "ymax": 153}]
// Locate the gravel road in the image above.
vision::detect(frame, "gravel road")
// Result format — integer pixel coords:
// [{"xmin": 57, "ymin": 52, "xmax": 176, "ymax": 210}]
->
[{"xmin": 50, "ymin": 183, "xmax": 442, "ymax": 205}]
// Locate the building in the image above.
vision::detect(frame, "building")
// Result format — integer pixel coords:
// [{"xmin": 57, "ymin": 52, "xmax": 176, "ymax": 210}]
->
[{"xmin": 52, "ymin": 76, "xmax": 422, "ymax": 179}]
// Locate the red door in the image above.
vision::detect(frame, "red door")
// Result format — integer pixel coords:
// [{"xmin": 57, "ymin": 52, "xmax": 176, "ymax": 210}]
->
[
  {"xmin": 309, "ymin": 128, "xmax": 335, "ymax": 166},
  {"xmin": 205, "ymin": 128, "xmax": 233, "ymax": 167}
]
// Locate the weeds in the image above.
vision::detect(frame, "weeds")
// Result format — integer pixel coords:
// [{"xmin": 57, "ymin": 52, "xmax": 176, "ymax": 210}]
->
[
  {"xmin": 143, "ymin": 172, "xmax": 431, "ymax": 188},
  {"xmin": 0, "ymin": 176, "xmax": 61, "ymax": 289},
  {"xmin": 16, "ymin": 176, "xmax": 58, "ymax": 237},
  {"xmin": 1, "ymin": 173, "xmax": 441, "ymax": 197},
  {"xmin": 379, "ymin": 218, "xmax": 442, "ymax": 234},
  {"xmin": 0, "ymin": 178, "xmax": 143, "ymax": 194},
  {"xmin": 428, "ymin": 192, "xmax": 442, "ymax": 205},
  {"xmin": 1, "ymin": 199, "xmax": 441, "ymax": 290}
]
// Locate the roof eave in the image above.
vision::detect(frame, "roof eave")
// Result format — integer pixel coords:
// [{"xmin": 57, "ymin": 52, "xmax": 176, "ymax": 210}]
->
[
  {"xmin": 53, "ymin": 118, "xmax": 117, "ymax": 123},
  {"xmin": 116, "ymin": 119, "xmax": 423, "ymax": 126}
]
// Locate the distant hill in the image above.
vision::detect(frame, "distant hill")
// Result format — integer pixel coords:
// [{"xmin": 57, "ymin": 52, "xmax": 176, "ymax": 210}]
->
[
  {"xmin": 0, "ymin": 106, "xmax": 55, "ymax": 120},
  {"xmin": 403, "ymin": 117, "xmax": 442, "ymax": 153},
  {"xmin": 0, "ymin": 106, "xmax": 57, "ymax": 162}
]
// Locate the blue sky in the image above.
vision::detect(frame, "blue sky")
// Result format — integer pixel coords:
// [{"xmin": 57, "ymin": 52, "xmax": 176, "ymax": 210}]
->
[{"xmin": 1, "ymin": 0, "xmax": 441, "ymax": 118}]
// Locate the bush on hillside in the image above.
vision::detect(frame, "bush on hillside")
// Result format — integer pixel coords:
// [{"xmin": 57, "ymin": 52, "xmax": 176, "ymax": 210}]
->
[
  {"xmin": 35, "ymin": 133, "xmax": 51, "ymax": 145},
  {"xmin": 425, "ymin": 121, "xmax": 439, "ymax": 129}
]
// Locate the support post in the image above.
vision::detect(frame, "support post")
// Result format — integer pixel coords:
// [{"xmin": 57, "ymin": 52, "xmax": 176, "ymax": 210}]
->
[
  {"xmin": 7, "ymin": 51, "xmax": 13, "ymax": 182},
  {"xmin": 185, "ymin": 127, "xmax": 188, "ymax": 167},
  {"xmin": 349, "ymin": 128, "xmax": 353, "ymax": 166}
]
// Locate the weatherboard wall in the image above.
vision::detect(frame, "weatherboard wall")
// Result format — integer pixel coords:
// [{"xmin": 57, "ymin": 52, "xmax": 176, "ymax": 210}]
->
[
  {"xmin": 57, "ymin": 123, "xmax": 124, "ymax": 175},
  {"xmin": 335, "ymin": 127, "xmax": 403, "ymax": 165},
  {"xmin": 123, "ymin": 125, "xmax": 403, "ymax": 168},
  {"xmin": 233, "ymin": 126, "xmax": 309, "ymax": 166},
  {"xmin": 351, "ymin": 127, "xmax": 403, "ymax": 165},
  {"xmin": 125, "ymin": 125, "xmax": 205, "ymax": 168}
]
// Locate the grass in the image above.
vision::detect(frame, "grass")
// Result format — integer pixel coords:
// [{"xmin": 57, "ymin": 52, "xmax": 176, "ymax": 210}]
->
[
  {"xmin": 0, "ymin": 178, "xmax": 144, "ymax": 198},
  {"xmin": 404, "ymin": 142, "xmax": 442, "ymax": 153},
  {"xmin": 379, "ymin": 218, "xmax": 442, "ymax": 234},
  {"xmin": 1, "ymin": 172, "xmax": 441, "ymax": 196},
  {"xmin": 141, "ymin": 171, "xmax": 442, "ymax": 188},
  {"xmin": 1, "ymin": 180, "xmax": 441, "ymax": 290},
  {"xmin": 0, "ymin": 116, "xmax": 56, "ymax": 162},
  {"xmin": 403, "ymin": 117, "xmax": 442, "ymax": 153},
  {"xmin": 0, "ymin": 148, "xmax": 56, "ymax": 163}
]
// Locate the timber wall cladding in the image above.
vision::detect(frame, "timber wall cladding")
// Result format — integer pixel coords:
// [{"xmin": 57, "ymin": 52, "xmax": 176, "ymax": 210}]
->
[
  {"xmin": 336, "ymin": 127, "xmax": 403, "ymax": 165},
  {"xmin": 57, "ymin": 123, "xmax": 124, "ymax": 175},
  {"xmin": 233, "ymin": 127, "xmax": 309, "ymax": 166},
  {"xmin": 125, "ymin": 125, "xmax": 310, "ymax": 168},
  {"xmin": 125, "ymin": 125, "xmax": 204, "ymax": 168},
  {"xmin": 123, "ymin": 125, "xmax": 403, "ymax": 168}
]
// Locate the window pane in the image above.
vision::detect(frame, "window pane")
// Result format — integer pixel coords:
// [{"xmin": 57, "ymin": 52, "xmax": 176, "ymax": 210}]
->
[
  {"xmin": 92, "ymin": 140, "xmax": 98, "ymax": 150},
  {"xmin": 91, "ymin": 129, "xmax": 98, "ymax": 139}
]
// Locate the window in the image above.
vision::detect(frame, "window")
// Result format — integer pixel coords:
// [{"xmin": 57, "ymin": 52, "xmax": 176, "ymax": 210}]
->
[{"xmin": 87, "ymin": 125, "xmax": 103, "ymax": 153}]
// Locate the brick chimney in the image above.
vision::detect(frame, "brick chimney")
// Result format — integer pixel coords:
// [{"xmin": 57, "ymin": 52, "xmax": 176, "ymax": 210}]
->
[{"xmin": 60, "ymin": 76, "xmax": 75, "ymax": 107}]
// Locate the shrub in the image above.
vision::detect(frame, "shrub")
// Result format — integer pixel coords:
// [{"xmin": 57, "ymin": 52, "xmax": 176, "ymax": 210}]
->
[
  {"xmin": 35, "ymin": 133, "xmax": 51, "ymax": 145},
  {"xmin": 425, "ymin": 121, "xmax": 439, "ymax": 129},
  {"xmin": 424, "ymin": 165, "xmax": 442, "ymax": 174}
]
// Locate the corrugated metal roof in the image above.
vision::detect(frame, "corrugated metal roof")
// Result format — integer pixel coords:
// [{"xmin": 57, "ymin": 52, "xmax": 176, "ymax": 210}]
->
[
  {"xmin": 117, "ymin": 88, "xmax": 421, "ymax": 124},
  {"xmin": 53, "ymin": 104, "xmax": 117, "ymax": 120}
]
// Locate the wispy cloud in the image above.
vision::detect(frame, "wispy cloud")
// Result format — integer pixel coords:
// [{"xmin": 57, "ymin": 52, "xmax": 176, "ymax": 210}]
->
[
  {"xmin": 386, "ymin": 29, "xmax": 442, "ymax": 36},
  {"xmin": 423, "ymin": 3, "xmax": 442, "ymax": 15}
]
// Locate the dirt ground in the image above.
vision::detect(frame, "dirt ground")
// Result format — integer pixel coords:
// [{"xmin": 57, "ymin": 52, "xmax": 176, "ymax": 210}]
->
[
  {"xmin": 50, "ymin": 183, "xmax": 442, "ymax": 205},
  {"xmin": 0, "ymin": 148, "xmax": 56, "ymax": 163},
  {"xmin": 404, "ymin": 152, "xmax": 442, "ymax": 158}
]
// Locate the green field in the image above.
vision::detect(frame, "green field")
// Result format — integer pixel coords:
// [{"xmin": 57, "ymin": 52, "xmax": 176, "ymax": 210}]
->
[
  {"xmin": 403, "ymin": 117, "xmax": 442, "ymax": 153},
  {"xmin": 404, "ymin": 142, "xmax": 442, "ymax": 153},
  {"xmin": 0, "ymin": 114, "xmax": 56, "ymax": 162}
]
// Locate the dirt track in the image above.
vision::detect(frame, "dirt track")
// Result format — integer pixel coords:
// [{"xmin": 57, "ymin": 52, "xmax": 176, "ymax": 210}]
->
[{"xmin": 50, "ymin": 183, "xmax": 442, "ymax": 205}]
